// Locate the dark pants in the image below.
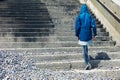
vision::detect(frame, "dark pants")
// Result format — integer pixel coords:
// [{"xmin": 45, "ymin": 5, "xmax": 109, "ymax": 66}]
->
[{"xmin": 83, "ymin": 45, "xmax": 89, "ymax": 65}]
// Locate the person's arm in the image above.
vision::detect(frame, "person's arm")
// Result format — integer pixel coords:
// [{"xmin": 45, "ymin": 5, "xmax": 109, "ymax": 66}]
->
[
  {"xmin": 91, "ymin": 16, "xmax": 97, "ymax": 40},
  {"xmin": 75, "ymin": 16, "xmax": 81, "ymax": 40}
]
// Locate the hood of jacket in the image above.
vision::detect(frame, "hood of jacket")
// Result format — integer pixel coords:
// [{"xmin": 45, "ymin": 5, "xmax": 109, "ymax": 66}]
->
[{"xmin": 80, "ymin": 4, "xmax": 89, "ymax": 14}]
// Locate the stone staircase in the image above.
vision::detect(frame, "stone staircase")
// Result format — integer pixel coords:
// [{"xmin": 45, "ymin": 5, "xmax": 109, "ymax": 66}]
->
[{"xmin": 0, "ymin": 0, "xmax": 120, "ymax": 78}]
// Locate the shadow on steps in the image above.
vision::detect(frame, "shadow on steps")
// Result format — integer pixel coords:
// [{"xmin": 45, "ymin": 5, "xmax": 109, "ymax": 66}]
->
[
  {"xmin": 90, "ymin": 52, "xmax": 111, "ymax": 69},
  {"xmin": 0, "ymin": 0, "xmax": 54, "ymax": 42}
]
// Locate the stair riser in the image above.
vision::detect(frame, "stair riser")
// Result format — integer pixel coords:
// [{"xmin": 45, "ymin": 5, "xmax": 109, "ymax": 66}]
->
[
  {"xmin": 0, "ymin": 21, "xmax": 54, "ymax": 24},
  {"xmin": 0, "ymin": 42, "xmax": 115, "ymax": 48},
  {"xmin": 0, "ymin": 6, "xmax": 79, "ymax": 9},
  {"xmin": 53, "ymin": 17, "xmax": 100, "ymax": 21},
  {"xmin": 0, "ymin": 17, "xmax": 51, "ymax": 20},
  {"xmin": 1, "ymin": 2, "xmax": 79, "ymax": 6},
  {"xmin": 0, "ymin": 19, "xmax": 100, "ymax": 22},
  {"xmin": 1, "ymin": 47, "xmax": 119, "ymax": 53},
  {"xmin": 27, "ymin": 53, "xmax": 120, "ymax": 62},
  {"xmin": 0, "ymin": 11, "xmax": 76, "ymax": 15},
  {"xmin": 0, "ymin": 17, "xmax": 100, "ymax": 24},
  {"xmin": 55, "ymin": 32, "xmax": 109, "ymax": 36},
  {"xmin": 0, "ymin": 15, "xmax": 52, "ymax": 17},
  {"xmin": 0, "ymin": 24, "xmax": 55, "ymax": 28},
  {"xmin": 0, "ymin": 8, "xmax": 80, "ymax": 13},
  {"xmin": 0, "ymin": 6, "xmax": 80, "ymax": 10},
  {"xmin": 0, "ymin": 27, "xmax": 104, "ymax": 31},
  {"xmin": 0, "ymin": 9, "xmax": 79, "ymax": 14},
  {"xmin": 35, "ymin": 60, "xmax": 120, "ymax": 70},
  {"xmin": 0, "ymin": 8, "xmax": 79, "ymax": 12},
  {"xmin": 0, "ymin": 22, "xmax": 53, "ymax": 24},
  {"xmin": 0, "ymin": 36, "xmax": 111, "ymax": 42},
  {"xmin": 0, "ymin": 28, "xmax": 104, "ymax": 33},
  {"xmin": 0, "ymin": 20, "xmax": 53, "ymax": 22},
  {"xmin": 0, "ymin": 32, "xmax": 108, "ymax": 36},
  {"xmin": 0, "ymin": 14, "xmax": 98, "ymax": 19},
  {"xmin": 0, "ymin": 20, "xmax": 101, "ymax": 26}
]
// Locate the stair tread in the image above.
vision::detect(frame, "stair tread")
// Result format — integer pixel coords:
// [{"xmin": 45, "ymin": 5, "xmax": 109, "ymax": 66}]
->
[
  {"xmin": 34, "ymin": 59, "xmax": 120, "ymax": 63},
  {"xmin": 26, "ymin": 51, "xmax": 120, "ymax": 60},
  {"xmin": 34, "ymin": 59, "xmax": 120, "ymax": 70},
  {"xmin": 0, "ymin": 41, "xmax": 115, "ymax": 43}
]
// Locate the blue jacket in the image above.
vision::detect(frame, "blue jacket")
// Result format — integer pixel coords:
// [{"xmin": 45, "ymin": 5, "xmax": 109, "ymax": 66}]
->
[{"xmin": 75, "ymin": 4, "xmax": 97, "ymax": 41}]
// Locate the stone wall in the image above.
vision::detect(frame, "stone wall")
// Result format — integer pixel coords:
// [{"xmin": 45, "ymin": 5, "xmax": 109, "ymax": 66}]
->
[
  {"xmin": 112, "ymin": 0, "xmax": 120, "ymax": 7},
  {"xmin": 99, "ymin": 0, "xmax": 120, "ymax": 19},
  {"xmin": 79, "ymin": 0, "xmax": 120, "ymax": 46}
]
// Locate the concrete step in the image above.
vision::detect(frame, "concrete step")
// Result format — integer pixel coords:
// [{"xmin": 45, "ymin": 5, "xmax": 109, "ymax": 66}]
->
[
  {"xmin": 56, "ymin": 27, "xmax": 105, "ymax": 32},
  {"xmin": 0, "ymin": 7, "xmax": 79, "ymax": 12},
  {"xmin": 0, "ymin": 17, "xmax": 53, "ymax": 21},
  {"xmin": 0, "ymin": 22, "xmax": 101, "ymax": 28},
  {"xmin": 0, "ymin": 36, "xmax": 112, "ymax": 42},
  {"xmin": 57, "ymin": 70, "xmax": 120, "ymax": 79},
  {"xmin": 1, "ymin": 46, "xmax": 119, "ymax": 53},
  {"xmin": 54, "ymin": 21, "xmax": 103, "ymax": 27},
  {"xmin": 0, "ymin": 20, "xmax": 52, "ymax": 22},
  {"xmin": 1, "ymin": 1, "xmax": 79, "ymax": 3},
  {"xmin": 26, "ymin": 51, "xmax": 120, "ymax": 62},
  {"xmin": 0, "ymin": 21, "xmax": 54, "ymax": 24},
  {"xmin": 0, "ymin": 9, "xmax": 49, "ymax": 12},
  {"xmin": 0, "ymin": 13, "xmax": 50, "ymax": 17},
  {"xmin": 0, "ymin": 11, "xmax": 76, "ymax": 15},
  {"xmin": 0, "ymin": 6, "xmax": 80, "ymax": 11},
  {"xmin": 0, "ymin": 14, "xmax": 99, "ymax": 22},
  {"xmin": 0, "ymin": 21, "xmax": 53, "ymax": 24},
  {"xmin": 0, "ymin": 5, "xmax": 48, "ymax": 8},
  {"xmin": 0, "ymin": 24, "xmax": 54, "ymax": 28},
  {"xmin": 0, "ymin": 30, "xmax": 109, "ymax": 36},
  {"xmin": 0, "ymin": 10, "xmax": 78, "ymax": 15},
  {"xmin": 0, "ymin": 6, "xmax": 79, "ymax": 10},
  {"xmin": 0, "ymin": 27, "xmax": 104, "ymax": 33},
  {"xmin": 0, "ymin": 11, "xmax": 50, "ymax": 14},
  {"xmin": 0, "ymin": 10, "xmax": 76, "ymax": 14},
  {"xmin": 0, "ymin": 19, "xmax": 101, "ymax": 26},
  {"xmin": 34, "ymin": 59, "xmax": 120, "ymax": 70},
  {"xmin": 0, "ymin": 12, "xmax": 75, "ymax": 17},
  {"xmin": 0, "ymin": 6, "xmax": 80, "ymax": 10},
  {"xmin": 2, "ymin": 3, "xmax": 80, "ymax": 6},
  {"xmin": 0, "ymin": 28, "xmax": 55, "ymax": 33},
  {"xmin": 0, "ymin": 41, "xmax": 115, "ymax": 48},
  {"xmin": 54, "ymin": 17, "xmax": 101, "ymax": 23},
  {"xmin": 0, "ymin": 6, "xmax": 48, "ymax": 9},
  {"xmin": 0, "ymin": 14, "xmax": 52, "ymax": 17},
  {"xmin": 53, "ymin": 32, "xmax": 109, "ymax": 36},
  {"xmin": 0, "ymin": 20, "xmax": 53, "ymax": 22},
  {"xmin": 0, "ymin": 22, "xmax": 103, "ymax": 28},
  {"xmin": 0, "ymin": 27, "xmax": 105, "ymax": 32}
]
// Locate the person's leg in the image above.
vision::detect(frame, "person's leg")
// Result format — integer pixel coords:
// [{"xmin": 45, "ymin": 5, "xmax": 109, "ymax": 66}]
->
[
  {"xmin": 83, "ymin": 45, "xmax": 91, "ymax": 70},
  {"xmin": 83, "ymin": 45, "xmax": 89, "ymax": 65}
]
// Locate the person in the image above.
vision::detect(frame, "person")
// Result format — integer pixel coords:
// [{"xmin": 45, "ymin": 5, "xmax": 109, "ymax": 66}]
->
[{"xmin": 75, "ymin": 4, "xmax": 97, "ymax": 70}]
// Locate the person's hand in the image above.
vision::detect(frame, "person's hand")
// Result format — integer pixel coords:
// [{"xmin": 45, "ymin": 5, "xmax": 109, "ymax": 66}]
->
[{"xmin": 93, "ymin": 36, "xmax": 96, "ymax": 40}]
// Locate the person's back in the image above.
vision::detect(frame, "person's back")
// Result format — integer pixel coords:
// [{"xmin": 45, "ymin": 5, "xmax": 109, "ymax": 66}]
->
[
  {"xmin": 75, "ymin": 4, "xmax": 96, "ymax": 41},
  {"xmin": 75, "ymin": 4, "xmax": 97, "ymax": 70}
]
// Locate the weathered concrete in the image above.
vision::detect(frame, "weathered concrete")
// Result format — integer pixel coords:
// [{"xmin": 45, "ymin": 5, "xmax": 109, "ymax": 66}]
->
[
  {"xmin": 35, "ymin": 59, "xmax": 120, "ymax": 70},
  {"xmin": 99, "ymin": 0, "xmax": 120, "ymax": 17},
  {"xmin": 83, "ymin": 0, "xmax": 120, "ymax": 46}
]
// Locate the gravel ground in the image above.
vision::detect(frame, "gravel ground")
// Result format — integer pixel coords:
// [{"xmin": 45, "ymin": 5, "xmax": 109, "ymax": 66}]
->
[{"xmin": 0, "ymin": 50, "xmax": 117, "ymax": 80}]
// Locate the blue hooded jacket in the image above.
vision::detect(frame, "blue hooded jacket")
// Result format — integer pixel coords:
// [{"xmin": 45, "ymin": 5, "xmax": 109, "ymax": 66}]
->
[{"xmin": 75, "ymin": 4, "xmax": 97, "ymax": 41}]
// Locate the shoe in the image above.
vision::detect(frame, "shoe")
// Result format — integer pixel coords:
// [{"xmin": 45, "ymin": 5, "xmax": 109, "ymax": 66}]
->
[{"xmin": 85, "ymin": 63, "xmax": 91, "ymax": 70}]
